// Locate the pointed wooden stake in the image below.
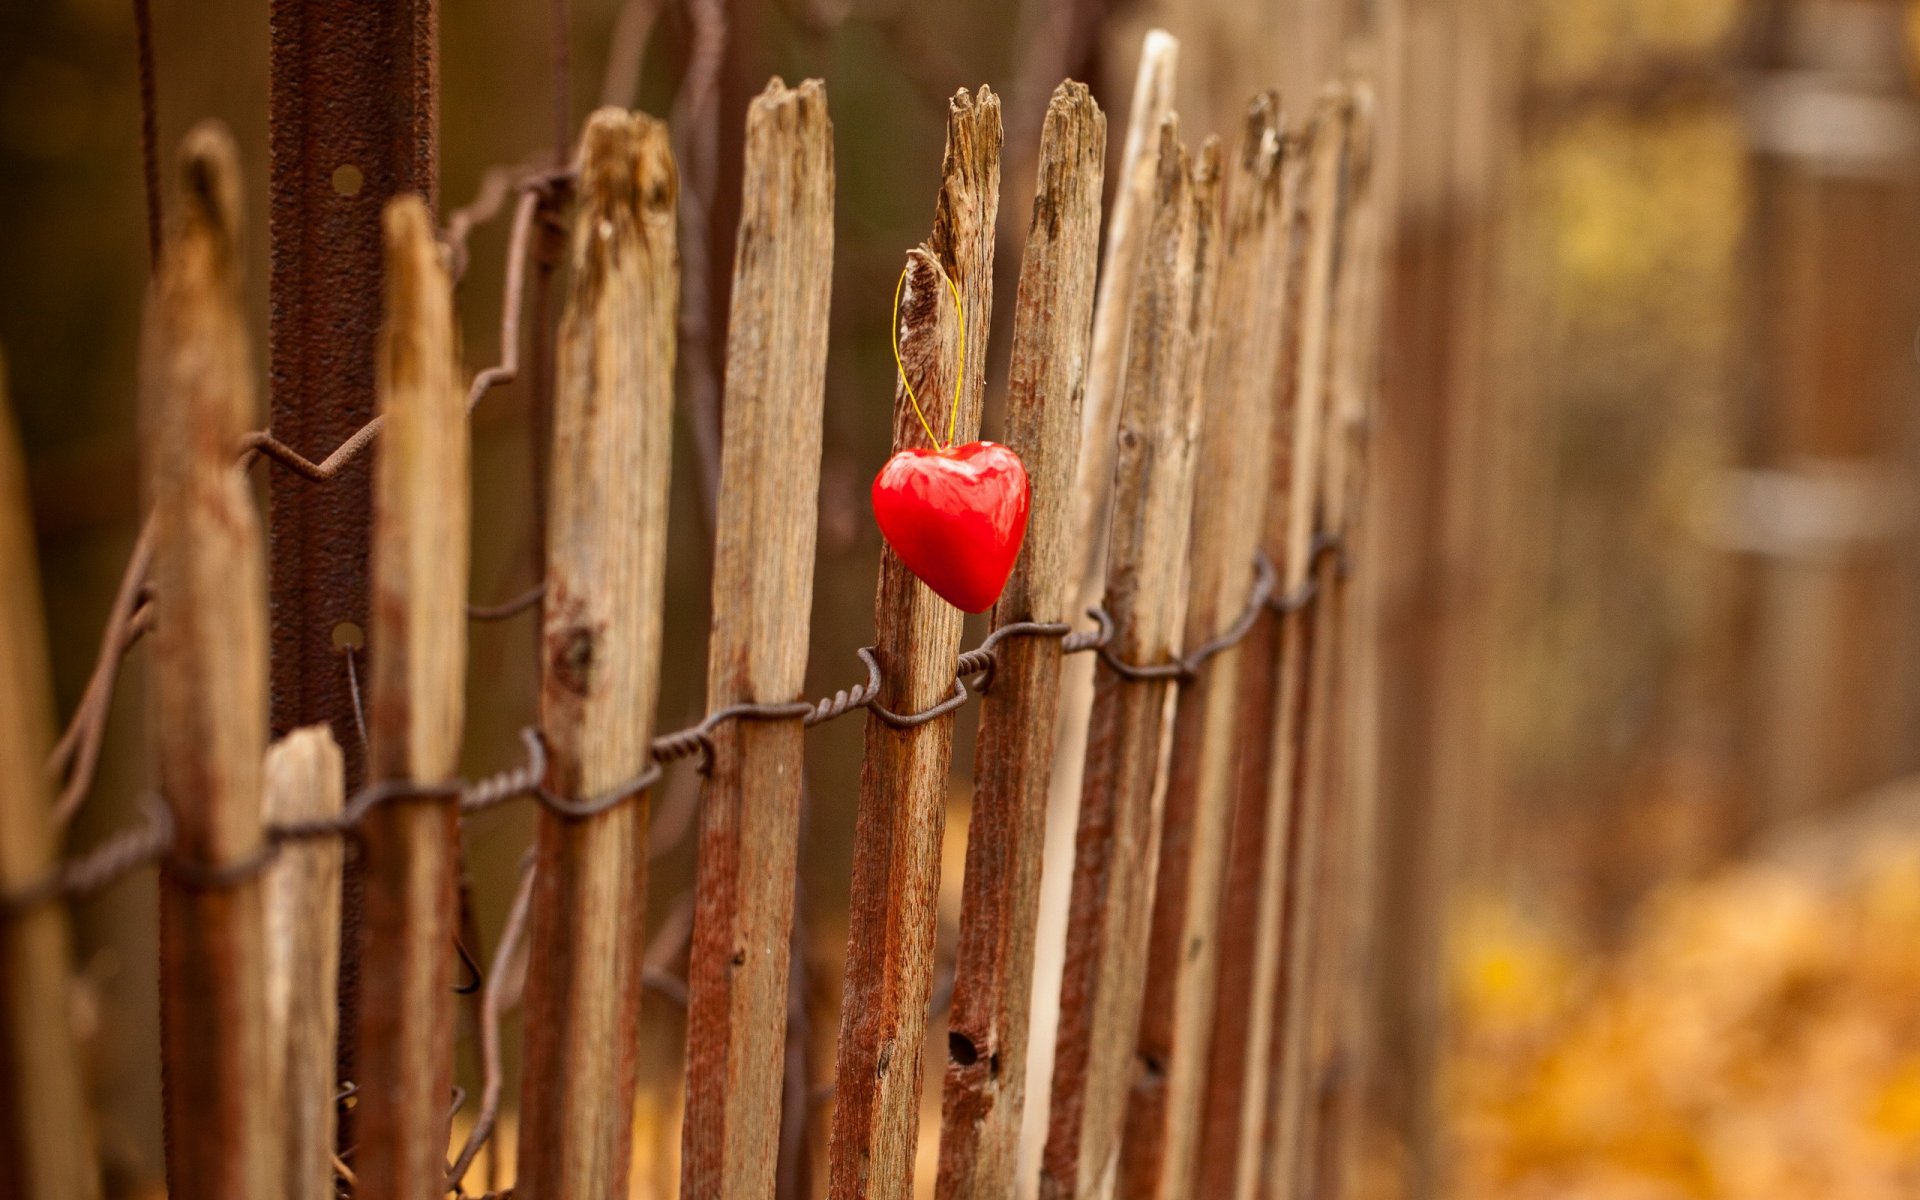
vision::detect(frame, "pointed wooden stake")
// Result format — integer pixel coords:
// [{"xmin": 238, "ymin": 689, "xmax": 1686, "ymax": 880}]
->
[
  {"xmin": 828, "ymin": 86, "xmax": 1001, "ymax": 1200},
  {"xmin": 1026, "ymin": 32, "xmax": 1180, "ymax": 1190},
  {"xmin": 1070, "ymin": 31, "xmax": 1181, "ymax": 588},
  {"xmin": 1042, "ymin": 123, "xmax": 1222, "ymax": 1200},
  {"xmin": 353, "ymin": 192, "xmax": 471, "ymax": 1200},
  {"xmin": 1194, "ymin": 97, "xmax": 1352, "ymax": 1200},
  {"xmin": 142, "ymin": 121, "xmax": 277, "ymax": 1200},
  {"xmin": 937, "ymin": 80, "xmax": 1105, "ymax": 1200},
  {"xmin": 1272, "ymin": 92, "xmax": 1370, "ymax": 1199},
  {"xmin": 516, "ymin": 107, "xmax": 679, "ymax": 1200},
  {"xmin": 1120, "ymin": 92, "xmax": 1294, "ymax": 1200},
  {"xmin": 681, "ymin": 78, "xmax": 832, "ymax": 1200}
]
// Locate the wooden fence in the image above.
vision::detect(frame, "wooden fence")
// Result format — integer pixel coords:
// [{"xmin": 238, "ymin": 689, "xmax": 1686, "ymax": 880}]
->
[{"xmin": 0, "ymin": 30, "xmax": 1380, "ymax": 1200}]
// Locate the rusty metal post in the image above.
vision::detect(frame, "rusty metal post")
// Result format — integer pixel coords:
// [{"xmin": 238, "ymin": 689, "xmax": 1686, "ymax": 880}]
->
[{"xmin": 267, "ymin": 0, "xmax": 438, "ymax": 1148}]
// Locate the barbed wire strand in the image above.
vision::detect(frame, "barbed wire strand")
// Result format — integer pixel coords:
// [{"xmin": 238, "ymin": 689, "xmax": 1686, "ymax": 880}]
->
[{"xmin": 3, "ymin": 539, "xmax": 1344, "ymax": 923}]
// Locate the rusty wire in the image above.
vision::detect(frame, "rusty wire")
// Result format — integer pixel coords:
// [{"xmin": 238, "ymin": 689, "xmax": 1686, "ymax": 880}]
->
[
  {"xmin": 466, "ymin": 583, "xmax": 545, "ymax": 623},
  {"xmin": 446, "ymin": 853, "xmax": 535, "ymax": 1189},
  {"xmin": 48, "ymin": 528, "xmax": 153, "ymax": 824},
  {"xmin": 446, "ymin": 884, "xmax": 694, "ymax": 1187},
  {"xmin": 44, "ymin": 164, "xmax": 571, "ymax": 821},
  {"xmin": 3, "ymin": 534, "xmax": 1340, "ymax": 921}
]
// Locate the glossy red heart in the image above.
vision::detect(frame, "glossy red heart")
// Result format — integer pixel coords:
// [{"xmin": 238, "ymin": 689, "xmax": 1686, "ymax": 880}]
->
[{"xmin": 871, "ymin": 440, "xmax": 1030, "ymax": 613}]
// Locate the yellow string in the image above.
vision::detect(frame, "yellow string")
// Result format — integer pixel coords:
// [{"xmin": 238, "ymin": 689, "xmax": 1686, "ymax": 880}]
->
[{"xmin": 890, "ymin": 260, "xmax": 966, "ymax": 451}]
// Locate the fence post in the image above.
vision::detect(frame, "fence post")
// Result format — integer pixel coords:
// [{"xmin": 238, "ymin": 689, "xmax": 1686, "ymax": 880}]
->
[
  {"xmin": 1189, "ymin": 117, "xmax": 1312, "ymax": 1200},
  {"xmin": 680, "ymin": 79, "xmax": 833, "ymax": 1200},
  {"xmin": 1321, "ymin": 94, "xmax": 1385, "ymax": 1194},
  {"xmin": 1262, "ymin": 96, "xmax": 1356, "ymax": 1199},
  {"xmin": 826, "ymin": 86, "xmax": 1001, "ymax": 1200},
  {"xmin": 262, "ymin": 727, "xmax": 345, "ymax": 1200},
  {"xmin": 353, "ymin": 195, "xmax": 470, "ymax": 1200},
  {"xmin": 1069, "ymin": 31, "xmax": 1179, "ymax": 586},
  {"xmin": 1280, "ymin": 93, "xmax": 1377, "ymax": 1200},
  {"xmin": 516, "ymin": 109, "xmax": 679, "ymax": 1199},
  {"xmin": 266, "ymin": 0, "xmax": 437, "ymax": 785},
  {"xmin": 1118, "ymin": 92, "xmax": 1293, "ymax": 1200},
  {"xmin": 1041, "ymin": 122, "xmax": 1220, "ymax": 1200},
  {"xmin": 936, "ymin": 81, "xmax": 1106, "ymax": 1200},
  {"xmin": 1028, "ymin": 33, "xmax": 1179, "ymax": 1187},
  {"xmin": 267, "ymin": 6, "xmax": 437, "ymax": 1143},
  {"xmin": 1194, "ymin": 97, "xmax": 1350, "ymax": 1200},
  {"xmin": 142, "ymin": 124, "xmax": 277, "ymax": 1200},
  {"xmin": 0, "ymin": 356, "xmax": 100, "ymax": 1200}
]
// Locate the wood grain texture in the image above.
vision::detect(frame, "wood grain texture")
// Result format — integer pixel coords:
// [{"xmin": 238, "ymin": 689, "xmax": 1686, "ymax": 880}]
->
[
  {"xmin": 1025, "ymin": 34, "xmax": 1180, "ymax": 1190},
  {"xmin": 827, "ymin": 86, "xmax": 1001, "ymax": 1200},
  {"xmin": 517, "ymin": 108, "xmax": 678, "ymax": 1200},
  {"xmin": 1069, "ymin": 30, "xmax": 1179, "ymax": 592},
  {"xmin": 139, "ymin": 123, "xmax": 276, "ymax": 1200},
  {"xmin": 1271, "ymin": 95, "xmax": 1372, "ymax": 1200},
  {"xmin": 1316, "ymin": 98, "xmax": 1384, "ymax": 1195},
  {"xmin": 1040, "ymin": 122, "xmax": 1217, "ymax": 1200},
  {"xmin": 1118, "ymin": 93, "xmax": 1293, "ymax": 1200},
  {"xmin": 681, "ymin": 78, "xmax": 832, "ymax": 1200},
  {"xmin": 1192, "ymin": 99, "xmax": 1351, "ymax": 1200},
  {"xmin": 262, "ymin": 727, "xmax": 344, "ymax": 1200},
  {"xmin": 935, "ymin": 81, "xmax": 1105, "ymax": 1200},
  {"xmin": 354, "ymin": 193, "xmax": 471, "ymax": 1200},
  {"xmin": 0, "ymin": 355, "xmax": 100, "ymax": 1200},
  {"xmin": 1266, "ymin": 543, "xmax": 1346, "ymax": 1200},
  {"xmin": 1190, "ymin": 121, "xmax": 1315, "ymax": 1200}
]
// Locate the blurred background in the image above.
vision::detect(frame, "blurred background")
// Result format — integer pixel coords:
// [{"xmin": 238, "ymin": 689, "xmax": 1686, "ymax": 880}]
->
[{"xmin": 2, "ymin": 0, "xmax": 1918, "ymax": 1197}]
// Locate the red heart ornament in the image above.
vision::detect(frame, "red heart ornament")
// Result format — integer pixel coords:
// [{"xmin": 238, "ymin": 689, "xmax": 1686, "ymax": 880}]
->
[{"xmin": 872, "ymin": 440, "xmax": 1030, "ymax": 613}]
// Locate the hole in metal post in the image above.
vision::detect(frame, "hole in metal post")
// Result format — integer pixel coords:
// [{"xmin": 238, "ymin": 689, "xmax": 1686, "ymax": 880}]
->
[
  {"xmin": 331, "ymin": 163, "xmax": 364, "ymax": 196},
  {"xmin": 330, "ymin": 621, "xmax": 365, "ymax": 650}
]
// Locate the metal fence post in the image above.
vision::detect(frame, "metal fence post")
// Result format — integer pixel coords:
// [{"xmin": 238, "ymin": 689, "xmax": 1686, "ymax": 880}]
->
[{"xmin": 266, "ymin": 0, "xmax": 438, "ymax": 1152}]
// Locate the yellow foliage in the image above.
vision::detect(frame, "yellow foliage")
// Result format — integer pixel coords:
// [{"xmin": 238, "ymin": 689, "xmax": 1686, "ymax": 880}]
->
[
  {"xmin": 1529, "ymin": 0, "xmax": 1741, "ymax": 87},
  {"xmin": 1447, "ymin": 840, "xmax": 1920, "ymax": 1198},
  {"xmin": 1534, "ymin": 113, "xmax": 1744, "ymax": 323}
]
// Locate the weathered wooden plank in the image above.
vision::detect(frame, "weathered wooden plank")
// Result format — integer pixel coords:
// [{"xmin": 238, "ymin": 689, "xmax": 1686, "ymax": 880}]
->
[
  {"xmin": 1196, "ymin": 97, "xmax": 1351, "ymax": 1200},
  {"xmin": 517, "ymin": 108, "xmax": 678, "ymax": 1200},
  {"xmin": 0, "ymin": 354, "xmax": 100, "ymax": 1200},
  {"xmin": 1118, "ymin": 93, "xmax": 1293, "ymax": 1200},
  {"xmin": 353, "ymin": 193, "xmax": 471, "ymax": 1200},
  {"xmin": 1025, "ymin": 33, "xmax": 1182, "ymax": 1189},
  {"xmin": 1040, "ymin": 122, "xmax": 1220, "ymax": 1200},
  {"xmin": 141, "ymin": 123, "xmax": 276, "ymax": 1200},
  {"xmin": 1069, "ymin": 30, "xmax": 1180, "ymax": 589},
  {"xmin": 262, "ymin": 726, "xmax": 345, "ymax": 1200},
  {"xmin": 1273, "ymin": 94, "xmax": 1376, "ymax": 1200},
  {"xmin": 1317, "ymin": 95, "xmax": 1386, "ymax": 1197},
  {"xmin": 827, "ymin": 86, "xmax": 1001, "ymax": 1200},
  {"xmin": 1190, "ymin": 113, "xmax": 1319, "ymax": 1200},
  {"xmin": 936, "ymin": 81, "xmax": 1105, "ymax": 1200},
  {"xmin": 681, "ymin": 78, "xmax": 833, "ymax": 1200}
]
